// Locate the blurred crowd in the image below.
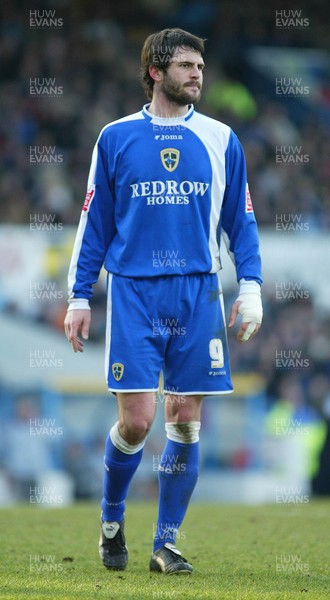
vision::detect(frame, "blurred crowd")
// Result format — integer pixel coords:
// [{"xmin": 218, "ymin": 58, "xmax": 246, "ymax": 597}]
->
[{"xmin": 0, "ymin": 0, "xmax": 329, "ymax": 227}]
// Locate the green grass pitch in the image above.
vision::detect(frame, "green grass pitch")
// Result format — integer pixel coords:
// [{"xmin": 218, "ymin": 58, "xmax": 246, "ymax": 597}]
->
[{"xmin": 0, "ymin": 501, "xmax": 329, "ymax": 599}]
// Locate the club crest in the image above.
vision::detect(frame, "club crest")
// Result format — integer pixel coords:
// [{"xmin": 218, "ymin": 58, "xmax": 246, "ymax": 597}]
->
[
  {"xmin": 112, "ymin": 362, "xmax": 124, "ymax": 381},
  {"xmin": 160, "ymin": 148, "xmax": 180, "ymax": 172}
]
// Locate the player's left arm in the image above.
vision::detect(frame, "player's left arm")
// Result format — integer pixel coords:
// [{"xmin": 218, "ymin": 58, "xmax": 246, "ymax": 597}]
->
[{"xmin": 221, "ymin": 131, "xmax": 263, "ymax": 342}]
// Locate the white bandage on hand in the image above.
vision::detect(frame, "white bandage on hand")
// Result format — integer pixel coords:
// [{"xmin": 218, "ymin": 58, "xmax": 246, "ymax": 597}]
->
[{"xmin": 236, "ymin": 279, "xmax": 263, "ymax": 342}]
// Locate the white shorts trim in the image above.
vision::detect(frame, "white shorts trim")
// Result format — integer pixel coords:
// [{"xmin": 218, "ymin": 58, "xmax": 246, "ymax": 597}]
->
[
  {"xmin": 108, "ymin": 388, "xmax": 234, "ymax": 395},
  {"xmin": 108, "ymin": 387, "xmax": 159, "ymax": 393},
  {"xmin": 163, "ymin": 389, "xmax": 234, "ymax": 396},
  {"xmin": 104, "ymin": 274, "xmax": 113, "ymax": 383}
]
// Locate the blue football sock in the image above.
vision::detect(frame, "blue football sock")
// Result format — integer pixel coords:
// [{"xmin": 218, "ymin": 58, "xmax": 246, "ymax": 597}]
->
[
  {"xmin": 101, "ymin": 432, "xmax": 143, "ymax": 523},
  {"xmin": 153, "ymin": 438, "xmax": 199, "ymax": 552}
]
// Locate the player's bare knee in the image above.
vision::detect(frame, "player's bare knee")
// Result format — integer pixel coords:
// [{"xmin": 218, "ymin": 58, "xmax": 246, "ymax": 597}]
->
[
  {"xmin": 165, "ymin": 394, "xmax": 203, "ymax": 422},
  {"xmin": 110, "ymin": 421, "xmax": 146, "ymax": 453},
  {"xmin": 119, "ymin": 417, "xmax": 151, "ymax": 445}
]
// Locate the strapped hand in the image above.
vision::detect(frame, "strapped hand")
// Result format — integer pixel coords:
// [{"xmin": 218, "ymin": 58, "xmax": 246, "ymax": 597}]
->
[{"xmin": 229, "ymin": 280, "xmax": 262, "ymax": 342}]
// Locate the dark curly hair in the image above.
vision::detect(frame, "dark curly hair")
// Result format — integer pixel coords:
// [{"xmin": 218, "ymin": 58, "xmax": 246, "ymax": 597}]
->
[{"xmin": 140, "ymin": 28, "xmax": 205, "ymax": 100}]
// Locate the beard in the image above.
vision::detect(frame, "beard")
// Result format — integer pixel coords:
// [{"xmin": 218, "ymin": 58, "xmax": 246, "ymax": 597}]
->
[{"xmin": 160, "ymin": 71, "xmax": 202, "ymax": 106}]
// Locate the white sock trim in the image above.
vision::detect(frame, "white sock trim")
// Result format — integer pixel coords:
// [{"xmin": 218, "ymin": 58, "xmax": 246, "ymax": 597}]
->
[
  {"xmin": 165, "ymin": 421, "xmax": 201, "ymax": 444},
  {"xmin": 110, "ymin": 422, "xmax": 146, "ymax": 454}
]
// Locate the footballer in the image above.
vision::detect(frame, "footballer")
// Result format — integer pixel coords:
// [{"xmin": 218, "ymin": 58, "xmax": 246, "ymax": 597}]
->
[{"xmin": 64, "ymin": 28, "xmax": 262, "ymax": 575}]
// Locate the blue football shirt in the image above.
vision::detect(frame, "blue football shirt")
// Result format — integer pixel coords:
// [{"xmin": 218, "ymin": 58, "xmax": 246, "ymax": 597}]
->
[{"xmin": 68, "ymin": 103, "xmax": 262, "ymax": 301}]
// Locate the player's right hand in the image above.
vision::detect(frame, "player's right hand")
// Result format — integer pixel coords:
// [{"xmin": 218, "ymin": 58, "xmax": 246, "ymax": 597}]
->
[{"xmin": 64, "ymin": 309, "xmax": 91, "ymax": 353}]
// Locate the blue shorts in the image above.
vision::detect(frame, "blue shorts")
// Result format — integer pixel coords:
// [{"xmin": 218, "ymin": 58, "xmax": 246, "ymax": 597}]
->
[{"xmin": 105, "ymin": 273, "xmax": 233, "ymax": 395}]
